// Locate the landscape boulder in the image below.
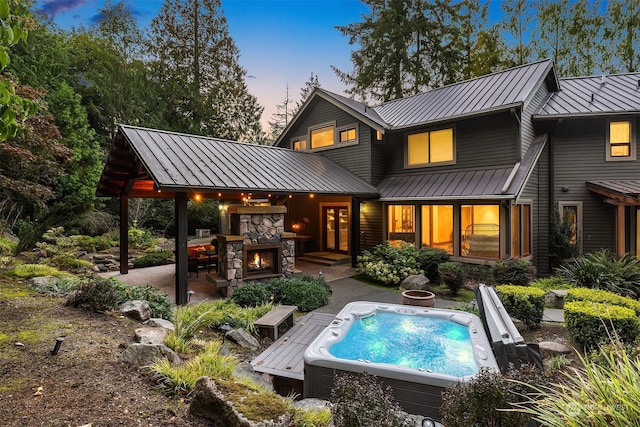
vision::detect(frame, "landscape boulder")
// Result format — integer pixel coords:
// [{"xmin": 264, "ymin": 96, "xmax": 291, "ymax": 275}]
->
[
  {"xmin": 134, "ymin": 327, "xmax": 167, "ymax": 345},
  {"xmin": 144, "ymin": 318, "xmax": 175, "ymax": 331},
  {"xmin": 120, "ymin": 343, "xmax": 182, "ymax": 367},
  {"xmin": 120, "ymin": 300, "xmax": 151, "ymax": 322},
  {"xmin": 227, "ymin": 328, "xmax": 260, "ymax": 352},
  {"xmin": 189, "ymin": 377, "xmax": 290, "ymax": 427},
  {"xmin": 538, "ymin": 341, "xmax": 572, "ymax": 358},
  {"xmin": 399, "ymin": 274, "xmax": 430, "ymax": 291}
]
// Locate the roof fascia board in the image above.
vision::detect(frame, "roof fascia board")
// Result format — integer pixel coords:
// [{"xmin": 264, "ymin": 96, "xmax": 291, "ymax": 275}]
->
[
  {"xmin": 273, "ymin": 89, "xmax": 385, "ymax": 147},
  {"xmin": 118, "ymin": 125, "xmax": 163, "ymax": 188},
  {"xmin": 533, "ymin": 111, "xmax": 640, "ymax": 120},
  {"xmin": 155, "ymin": 183, "xmax": 379, "ymax": 197},
  {"xmin": 513, "ymin": 133, "xmax": 549, "ymax": 204},
  {"xmin": 388, "ymin": 103, "xmax": 523, "ymax": 132},
  {"xmin": 379, "ymin": 195, "xmax": 515, "ymax": 202}
]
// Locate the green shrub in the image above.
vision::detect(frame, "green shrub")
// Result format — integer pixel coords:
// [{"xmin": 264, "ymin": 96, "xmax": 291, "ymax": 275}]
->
[
  {"xmin": 65, "ymin": 276, "xmax": 173, "ymax": 319},
  {"xmin": 0, "ymin": 236, "xmax": 17, "ymax": 255},
  {"xmin": 417, "ymin": 246, "xmax": 449, "ymax": 282},
  {"xmin": 356, "ymin": 241, "xmax": 423, "ymax": 286},
  {"xmin": 567, "ymin": 287, "xmax": 640, "ymax": 316},
  {"xmin": 132, "ymin": 250, "xmax": 172, "ymax": 268},
  {"xmin": 29, "ymin": 276, "xmax": 80, "ymax": 296},
  {"xmin": 438, "ymin": 261, "xmax": 465, "ymax": 295},
  {"xmin": 556, "ymin": 249, "xmax": 640, "ymax": 297},
  {"xmin": 515, "ymin": 341, "xmax": 640, "ymax": 426},
  {"xmin": 530, "ymin": 276, "xmax": 571, "ymax": 291},
  {"xmin": 441, "ymin": 365, "xmax": 543, "ymax": 427},
  {"xmin": 232, "ymin": 283, "xmax": 271, "ymax": 307},
  {"xmin": 12, "ymin": 263, "xmax": 69, "ymax": 278},
  {"xmin": 496, "ymin": 285, "xmax": 546, "ymax": 329},
  {"xmin": 564, "ymin": 301, "xmax": 640, "ymax": 349},
  {"xmin": 331, "ymin": 372, "xmax": 413, "ymax": 427},
  {"xmin": 65, "ymin": 276, "xmax": 122, "ymax": 312},
  {"xmin": 128, "ymin": 226, "xmax": 156, "ymax": 249},
  {"xmin": 267, "ymin": 275, "xmax": 331, "ymax": 312},
  {"xmin": 493, "ymin": 258, "xmax": 534, "ymax": 286}
]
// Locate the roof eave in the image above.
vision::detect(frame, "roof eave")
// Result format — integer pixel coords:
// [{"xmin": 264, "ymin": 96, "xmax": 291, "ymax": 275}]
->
[
  {"xmin": 533, "ymin": 110, "xmax": 640, "ymax": 120},
  {"xmin": 378, "ymin": 194, "xmax": 516, "ymax": 202}
]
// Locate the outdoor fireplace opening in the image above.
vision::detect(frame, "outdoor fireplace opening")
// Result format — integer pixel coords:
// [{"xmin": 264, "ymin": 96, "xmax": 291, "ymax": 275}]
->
[{"xmin": 243, "ymin": 244, "xmax": 282, "ymax": 278}]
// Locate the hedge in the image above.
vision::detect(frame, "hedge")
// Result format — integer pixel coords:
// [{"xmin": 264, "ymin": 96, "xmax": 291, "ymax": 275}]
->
[
  {"xmin": 564, "ymin": 301, "xmax": 640, "ymax": 349},
  {"xmin": 566, "ymin": 287, "xmax": 640, "ymax": 316},
  {"xmin": 496, "ymin": 285, "xmax": 546, "ymax": 329}
]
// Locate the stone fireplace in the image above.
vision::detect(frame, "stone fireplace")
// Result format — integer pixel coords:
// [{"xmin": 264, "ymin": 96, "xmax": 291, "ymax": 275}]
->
[{"xmin": 217, "ymin": 205, "xmax": 295, "ymax": 291}]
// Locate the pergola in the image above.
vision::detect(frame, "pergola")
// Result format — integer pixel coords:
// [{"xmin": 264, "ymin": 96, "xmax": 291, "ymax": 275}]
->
[{"xmin": 96, "ymin": 125, "xmax": 379, "ymax": 304}]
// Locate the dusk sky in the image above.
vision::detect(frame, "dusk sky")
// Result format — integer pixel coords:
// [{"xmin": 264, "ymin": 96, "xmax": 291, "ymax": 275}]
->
[{"xmin": 34, "ymin": 0, "xmax": 371, "ymax": 131}]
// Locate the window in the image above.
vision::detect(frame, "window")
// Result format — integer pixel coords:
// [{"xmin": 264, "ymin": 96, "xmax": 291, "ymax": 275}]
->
[
  {"xmin": 407, "ymin": 128, "xmax": 454, "ymax": 167},
  {"xmin": 421, "ymin": 205, "xmax": 453, "ymax": 254},
  {"xmin": 607, "ymin": 120, "xmax": 635, "ymax": 160},
  {"xmin": 511, "ymin": 204, "xmax": 531, "ymax": 257},
  {"xmin": 339, "ymin": 127, "xmax": 357, "ymax": 143},
  {"xmin": 310, "ymin": 125, "xmax": 334, "ymax": 149},
  {"xmin": 387, "ymin": 205, "xmax": 415, "ymax": 243},
  {"xmin": 376, "ymin": 130, "xmax": 383, "ymax": 141},
  {"xmin": 461, "ymin": 205, "xmax": 499, "ymax": 258},
  {"xmin": 292, "ymin": 138, "xmax": 307, "ymax": 151},
  {"xmin": 558, "ymin": 202, "xmax": 582, "ymax": 252}
]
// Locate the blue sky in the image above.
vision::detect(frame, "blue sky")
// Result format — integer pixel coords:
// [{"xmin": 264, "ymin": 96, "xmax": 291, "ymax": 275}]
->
[{"xmin": 34, "ymin": 0, "xmax": 370, "ymax": 131}]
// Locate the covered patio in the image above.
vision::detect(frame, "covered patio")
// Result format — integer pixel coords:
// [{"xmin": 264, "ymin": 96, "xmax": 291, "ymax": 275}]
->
[{"xmin": 96, "ymin": 125, "xmax": 378, "ymax": 304}]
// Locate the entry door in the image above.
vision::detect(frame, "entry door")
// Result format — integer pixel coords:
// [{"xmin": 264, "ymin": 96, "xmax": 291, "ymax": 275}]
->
[{"xmin": 324, "ymin": 206, "xmax": 349, "ymax": 253}]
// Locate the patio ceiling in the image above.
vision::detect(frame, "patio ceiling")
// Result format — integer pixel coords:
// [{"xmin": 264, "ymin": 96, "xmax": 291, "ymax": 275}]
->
[{"xmin": 96, "ymin": 125, "xmax": 380, "ymax": 200}]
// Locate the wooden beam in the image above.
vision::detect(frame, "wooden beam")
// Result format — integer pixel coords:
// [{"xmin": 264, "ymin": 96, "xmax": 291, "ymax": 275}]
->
[
  {"xmin": 175, "ymin": 193, "xmax": 189, "ymax": 305},
  {"xmin": 121, "ymin": 161, "xmax": 144, "ymax": 196},
  {"xmin": 119, "ymin": 197, "xmax": 129, "ymax": 274},
  {"xmin": 617, "ymin": 204, "xmax": 626, "ymax": 256}
]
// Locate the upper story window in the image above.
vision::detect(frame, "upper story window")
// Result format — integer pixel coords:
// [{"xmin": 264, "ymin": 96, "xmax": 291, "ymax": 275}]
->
[
  {"xmin": 607, "ymin": 120, "xmax": 635, "ymax": 161},
  {"xmin": 376, "ymin": 130, "xmax": 383, "ymax": 141},
  {"xmin": 406, "ymin": 127, "xmax": 454, "ymax": 167},
  {"xmin": 310, "ymin": 125, "xmax": 334, "ymax": 149},
  {"xmin": 292, "ymin": 138, "xmax": 307, "ymax": 151},
  {"xmin": 339, "ymin": 127, "xmax": 356, "ymax": 143}
]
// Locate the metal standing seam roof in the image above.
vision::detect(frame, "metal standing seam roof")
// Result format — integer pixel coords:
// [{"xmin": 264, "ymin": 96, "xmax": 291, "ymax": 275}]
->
[
  {"xmin": 97, "ymin": 125, "xmax": 380, "ymax": 197},
  {"xmin": 587, "ymin": 180, "xmax": 640, "ymax": 197},
  {"xmin": 373, "ymin": 59, "xmax": 557, "ymax": 129},
  {"xmin": 377, "ymin": 167, "xmax": 517, "ymax": 201},
  {"xmin": 535, "ymin": 73, "xmax": 640, "ymax": 118}
]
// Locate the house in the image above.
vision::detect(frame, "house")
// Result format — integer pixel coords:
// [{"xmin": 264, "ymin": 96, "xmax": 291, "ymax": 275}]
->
[
  {"xmin": 97, "ymin": 59, "xmax": 640, "ymax": 303},
  {"xmin": 274, "ymin": 58, "xmax": 640, "ymax": 274}
]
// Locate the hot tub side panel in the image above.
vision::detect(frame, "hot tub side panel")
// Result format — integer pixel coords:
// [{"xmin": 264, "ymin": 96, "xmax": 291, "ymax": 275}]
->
[{"xmin": 303, "ymin": 363, "xmax": 444, "ymax": 420}]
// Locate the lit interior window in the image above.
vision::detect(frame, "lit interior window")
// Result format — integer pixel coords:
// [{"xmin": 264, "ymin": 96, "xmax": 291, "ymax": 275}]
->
[
  {"xmin": 421, "ymin": 205, "xmax": 453, "ymax": 254},
  {"xmin": 461, "ymin": 205, "xmax": 499, "ymax": 258},
  {"xmin": 387, "ymin": 205, "xmax": 415, "ymax": 243},
  {"xmin": 293, "ymin": 139, "xmax": 307, "ymax": 151},
  {"xmin": 407, "ymin": 128, "xmax": 453, "ymax": 166},
  {"xmin": 310, "ymin": 126, "xmax": 334, "ymax": 149},
  {"xmin": 339, "ymin": 128, "xmax": 356, "ymax": 143},
  {"xmin": 610, "ymin": 121, "xmax": 631, "ymax": 157}
]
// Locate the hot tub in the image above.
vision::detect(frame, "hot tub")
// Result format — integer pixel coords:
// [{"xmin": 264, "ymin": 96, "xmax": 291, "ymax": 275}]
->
[{"xmin": 303, "ymin": 301, "xmax": 498, "ymax": 420}]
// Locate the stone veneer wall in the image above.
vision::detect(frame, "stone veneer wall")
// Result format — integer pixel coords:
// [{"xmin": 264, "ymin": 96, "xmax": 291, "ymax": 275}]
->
[{"xmin": 217, "ymin": 206, "xmax": 296, "ymax": 292}]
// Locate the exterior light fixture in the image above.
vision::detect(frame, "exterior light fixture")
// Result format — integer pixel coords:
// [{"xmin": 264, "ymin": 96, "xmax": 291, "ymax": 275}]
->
[
  {"xmin": 220, "ymin": 323, "xmax": 232, "ymax": 344},
  {"xmin": 318, "ymin": 271, "xmax": 324, "ymax": 279},
  {"xmin": 309, "ymin": 193, "xmax": 315, "ymax": 198},
  {"xmin": 187, "ymin": 290, "xmax": 195, "ymax": 303},
  {"xmin": 288, "ymin": 194, "xmax": 292, "ymax": 199},
  {"xmin": 194, "ymin": 194, "xmax": 202, "ymax": 202},
  {"xmin": 50, "ymin": 337, "xmax": 65, "ymax": 355}
]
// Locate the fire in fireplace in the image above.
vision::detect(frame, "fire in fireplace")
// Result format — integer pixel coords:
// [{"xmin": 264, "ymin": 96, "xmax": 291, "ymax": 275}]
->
[{"xmin": 243, "ymin": 244, "xmax": 282, "ymax": 277}]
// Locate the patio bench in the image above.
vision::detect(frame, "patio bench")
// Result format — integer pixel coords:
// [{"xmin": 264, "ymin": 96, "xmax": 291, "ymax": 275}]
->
[{"xmin": 254, "ymin": 305, "xmax": 298, "ymax": 340}]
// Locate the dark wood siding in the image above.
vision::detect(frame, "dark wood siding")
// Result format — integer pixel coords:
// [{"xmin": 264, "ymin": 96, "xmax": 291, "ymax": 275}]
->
[
  {"xmin": 552, "ymin": 117, "xmax": 640, "ymax": 255},
  {"xmin": 277, "ymin": 97, "xmax": 374, "ymax": 183},
  {"xmin": 385, "ymin": 111, "xmax": 519, "ymax": 176},
  {"xmin": 521, "ymin": 84, "xmax": 551, "ymax": 158},
  {"xmin": 360, "ymin": 201, "xmax": 383, "ymax": 253},
  {"xmin": 521, "ymin": 143, "xmax": 551, "ymax": 274}
]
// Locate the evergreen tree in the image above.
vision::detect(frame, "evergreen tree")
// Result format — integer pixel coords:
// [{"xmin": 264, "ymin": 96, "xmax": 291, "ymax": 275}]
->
[
  {"xmin": 535, "ymin": 0, "xmax": 574, "ymax": 76},
  {"xmin": 604, "ymin": 0, "xmax": 640, "ymax": 73},
  {"xmin": 268, "ymin": 84, "xmax": 293, "ymax": 142},
  {"xmin": 148, "ymin": 0, "xmax": 264, "ymax": 140},
  {"xmin": 295, "ymin": 72, "xmax": 321, "ymax": 112},
  {"xmin": 501, "ymin": 0, "xmax": 537, "ymax": 66}
]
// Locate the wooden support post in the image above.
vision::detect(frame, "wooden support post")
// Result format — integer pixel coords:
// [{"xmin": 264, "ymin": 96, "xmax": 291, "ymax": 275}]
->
[
  {"xmin": 119, "ymin": 197, "xmax": 129, "ymax": 274},
  {"xmin": 175, "ymin": 193, "xmax": 189, "ymax": 305},
  {"xmin": 617, "ymin": 204, "xmax": 626, "ymax": 256},
  {"xmin": 351, "ymin": 198, "xmax": 360, "ymax": 268}
]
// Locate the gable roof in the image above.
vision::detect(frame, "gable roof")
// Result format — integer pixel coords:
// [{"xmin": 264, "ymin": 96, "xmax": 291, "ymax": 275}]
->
[
  {"xmin": 374, "ymin": 59, "xmax": 558, "ymax": 129},
  {"xmin": 534, "ymin": 72, "xmax": 640, "ymax": 119},
  {"xmin": 97, "ymin": 125, "xmax": 379, "ymax": 198},
  {"xmin": 276, "ymin": 60, "xmax": 558, "ymax": 147}
]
